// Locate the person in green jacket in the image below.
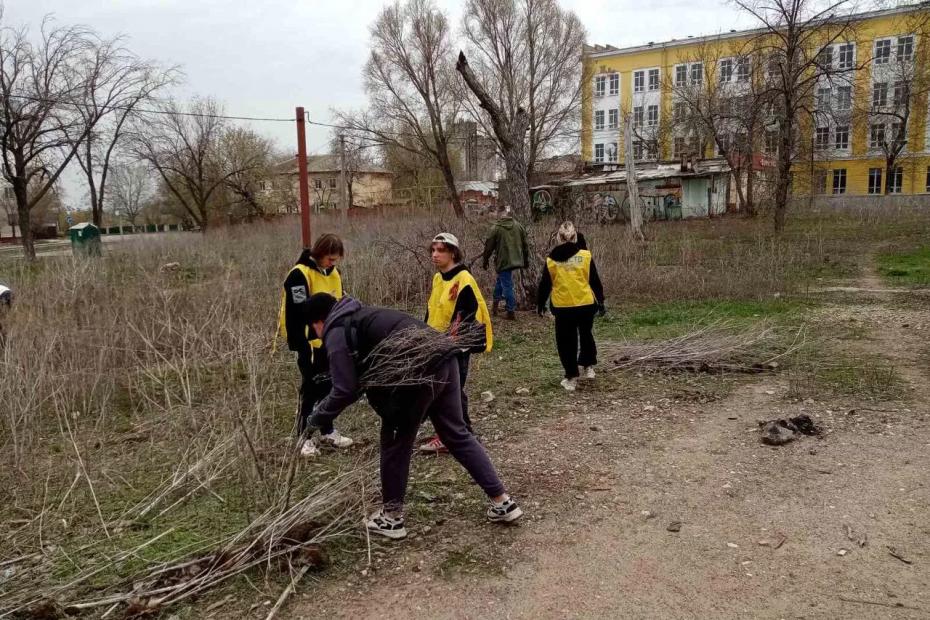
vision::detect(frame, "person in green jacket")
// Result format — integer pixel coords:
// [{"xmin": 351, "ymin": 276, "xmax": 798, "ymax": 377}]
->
[{"xmin": 482, "ymin": 205, "xmax": 529, "ymax": 320}]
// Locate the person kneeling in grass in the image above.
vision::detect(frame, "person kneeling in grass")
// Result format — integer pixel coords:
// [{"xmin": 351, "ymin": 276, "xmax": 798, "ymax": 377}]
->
[
  {"xmin": 303, "ymin": 292, "xmax": 522, "ymax": 540},
  {"xmin": 536, "ymin": 221, "xmax": 605, "ymax": 392},
  {"xmin": 419, "ymin": 232, "xmax": 493, "ymax": 454}
]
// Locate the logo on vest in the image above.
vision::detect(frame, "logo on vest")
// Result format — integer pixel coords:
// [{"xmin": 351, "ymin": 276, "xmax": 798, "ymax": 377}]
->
[
  {"xmin": 448, "ymin": 281, "xmax": 460, "ymax": 301},
  {"xmin": 290, "ymin": 285, "xmax": 307, "ymax": 303}
]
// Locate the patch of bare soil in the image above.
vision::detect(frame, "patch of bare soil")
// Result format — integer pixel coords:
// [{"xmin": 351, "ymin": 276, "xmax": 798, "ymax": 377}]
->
[{"xmin": 294, "ymin": 268, "xmax": 930, "ymax": 620}]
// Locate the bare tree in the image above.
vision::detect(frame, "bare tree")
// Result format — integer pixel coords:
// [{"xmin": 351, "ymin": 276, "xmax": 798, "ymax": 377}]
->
[
  {"xmin": 108, "ymin": 162, "xmax": 151, "ymax": 226},
  {"xmin": 221, "ymin": 126, "xmax": 276, "ymax": 219},
  {"xmin": 458, "ymin": 0, "xmax": 586, "ymax": 185},
  {"xmin": 0, "ymin": 12, "xmax": 108, "ymax": 260},
  {"xmin": 133, "ymin": 98, "xmax": 262, "ymax": 233},
  {"xmin": 336, "ymin": 0, "xmax": 465, "ymax": 217},
  {"xmin": 73, "ymin": 43, "xmax": 178, "ymax": 227},
  {"xmin": 733, "ymin": 0, "xmax": 857, "ymax": 231},
  {"xmin": 624, "ymin": 112, "xmax": 645, "ymax": 240}
]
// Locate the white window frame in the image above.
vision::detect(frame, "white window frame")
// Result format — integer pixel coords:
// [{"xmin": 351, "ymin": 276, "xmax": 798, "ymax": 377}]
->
[
  {"xmin": 609, "ymin": 73, "xmax": 620, "ymax": 96},
  {"xmin": 594, "ymin": 75, "xmax": 606, "ymax": 98},
  {"xmin": 817, "ymin": 46, "xmax": 833, "ymax": 69},
  {"xmin": 719, "ymin": 58, "xmax": 733, "ymax": 83},
  {"xmin": 869, "ymin": 123, "xmax": 885, "ymax": 149},
  {"xmin": 836, "ymin": 85, "xmax": 852, "ymax": 110},
  {"xmin": 608, "ymin": 108, "xmax": 619, "ymax": 129},
  {"xmin": 633, "ymin": 71, "xmax": 644, "ymax": 93},
  {"xmin": 594, "ymin": 110, "xmax": 605, "ymax": 131},
  {"xmin": 633, "ymin": 106, "xmax": 644, "ymax": 127},
  {"xmin": 832, "ymin": 168, "xmax": 847, "ymax": 194},
  {"xmin": 874, "ymin": 39, "xmax": 892, "ymax": 65},
  {"xmin": 673, "ymin": 136, "xmax": 685, "ymax": 158},
  {"xmin": 673, "ymin": 101, "xmax": 686, "ymax": 123},
  {"xmin": 648, "ymin": 68, "xmax": 660, "ymax": 91},
  {"xmin": 647, "ymin": 104, "xmax": 659, "ymax": 126},
  {"xmin": 632, "ymin": 140, "xmax": 644, "ymax": 160},
  {"xmin": 868, "ymin": 167, "xmax": 882, "ymax": 194},
  {"xmin": 736, "ymin": 56, "xmax": 750, "ymax": 82},
  {"xmin": 594, "ymin": 143, "xmax": 605, "ymax": 163},
  {"xmin": 816, "ymin": 87, "xmax": 831, "ymax": 110},
  {"xmin": 675, "ymin": 64, "xmax": 687, "ymax": 86},
  {"xmin": 607, "ymin": 142, "xmax": 618, "ymax": 162},
  {"xmin": 893, "ymin": 81, "xmax": 908, "ymax": 106},
  {"xmin": 814, "ymin": 126, "xmax": 830, "ymax": 150},
  {"xmin": 897, "ymin": 35, "xmax": 914, "ymax": 62},
  {"xmin": 834, "ymin": 125, "xmax": 849, "ymax": 150},
  {"xmin": 873, "ymin": 82, "xmax": 888, "ymax": 108},
  {"xmin": 838, "ymin": 43, "xmax": 855, "ymax": 69},
  {"xmin": 690, "ymin": 63, "xmax": 703, "ymax": 84}
]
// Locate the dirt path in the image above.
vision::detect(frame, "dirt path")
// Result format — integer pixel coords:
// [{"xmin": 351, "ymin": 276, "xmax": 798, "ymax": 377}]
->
[{"xmin": 300, "ymin": 266, "xmax": 930, "ymax": 620}]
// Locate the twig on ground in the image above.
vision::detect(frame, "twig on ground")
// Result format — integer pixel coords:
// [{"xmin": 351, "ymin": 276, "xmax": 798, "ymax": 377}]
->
[{"xmin": 265, "ymin": 564, "xmax": 311, "ymax": 620}]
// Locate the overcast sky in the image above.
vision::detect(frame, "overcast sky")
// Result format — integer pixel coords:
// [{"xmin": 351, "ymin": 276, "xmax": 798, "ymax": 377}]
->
[{"xmin": 6, "ymin": 0, "xmax": 754, "ymax": 208}]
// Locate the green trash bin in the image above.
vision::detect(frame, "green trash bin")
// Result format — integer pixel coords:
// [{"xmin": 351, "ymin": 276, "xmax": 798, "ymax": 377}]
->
[{"xmin": 69, "ymin": 222, "xmax": 102, "ymax": 257}]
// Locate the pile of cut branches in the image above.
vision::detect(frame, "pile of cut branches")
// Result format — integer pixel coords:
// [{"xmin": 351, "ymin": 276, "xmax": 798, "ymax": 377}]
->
[
  {"xmin": 603, "ymin": 321, "xmax": 806, "ymax": 374},
  {"xmin": 2, "ymin": 453, "xmax": 378, "ymax": 619}
]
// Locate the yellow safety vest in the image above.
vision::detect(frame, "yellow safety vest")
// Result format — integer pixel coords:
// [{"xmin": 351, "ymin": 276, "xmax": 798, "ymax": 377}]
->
[
  {"xmin": 426, "ymin": 269, "xmax": 493, "ymax": 353},
  {"xmin": 277, "ymin": 263, "xmax": 343, "ymax": 350},
  {"xmin": 546, "ymin": 250, "xmax": 595, "ymax": 308}
]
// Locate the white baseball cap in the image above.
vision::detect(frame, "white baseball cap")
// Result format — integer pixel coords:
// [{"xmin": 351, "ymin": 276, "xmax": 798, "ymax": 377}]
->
[{"xmin": 432, "ymin": 232, "xmax": 460, "ymax": 248}]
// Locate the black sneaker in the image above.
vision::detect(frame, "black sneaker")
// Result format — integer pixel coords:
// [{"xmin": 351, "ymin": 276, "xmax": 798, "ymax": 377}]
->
[
  {"xmin": 487, "ymin": 496, "xmax": 523, "ymax": 523},
  {"xmin": 366, "ymin": 509, "xmax": 407, "ymax": 539}
]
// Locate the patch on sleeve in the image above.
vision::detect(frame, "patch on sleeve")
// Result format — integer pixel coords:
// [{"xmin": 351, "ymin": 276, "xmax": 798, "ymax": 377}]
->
[{"xmin": 290, "ymin": 285, "xmax": 308, "ymax": 304}]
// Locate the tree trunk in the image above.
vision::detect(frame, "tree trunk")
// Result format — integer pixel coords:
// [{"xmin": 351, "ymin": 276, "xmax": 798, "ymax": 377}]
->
[
  {"xmin": 773, "ymin": 112, "xmax": 793, "ymax": 233},
  {"xmin": 436, "ymin": 147, "xmax": 465, "ymax": 217},
  {"xmin": 625, "ymin": 114, "xmax": 645, "ymax": 240},
  {"xmin": 14, "ymin": 181, "xmax": 35, "ymax": 261},
  {"xmin": 745, "ymin": 165, "xmax": 755, "ymax": 217}
]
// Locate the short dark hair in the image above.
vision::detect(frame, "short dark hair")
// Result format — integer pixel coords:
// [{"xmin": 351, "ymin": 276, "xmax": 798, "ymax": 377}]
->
[
  {"xmin": 306, "ymin": 293, "xmax": 338, "ymax": 324},
  {"xmin": 310, "ymin": 233, "xmax": 344, "ymax": 260},
  {"xmin": 429, "ymin": 241, "xmax": 463, "ymax": 263}
]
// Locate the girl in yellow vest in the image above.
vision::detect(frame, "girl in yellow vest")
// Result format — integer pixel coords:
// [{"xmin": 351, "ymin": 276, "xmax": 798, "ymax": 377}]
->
[
  {"xmin": 536, "ymin": 221, "xmax": 605, "ymax": 392},
  {"xmin": 279, "ymin": 233, "xmax": 354, "ymax": 456},
  {"xmin": 419, "ymin": 232, "xmax": 494, "ymax": 453}
]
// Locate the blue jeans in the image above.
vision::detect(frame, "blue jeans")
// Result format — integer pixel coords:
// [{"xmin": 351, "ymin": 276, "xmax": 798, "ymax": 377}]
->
[{"xmin": 493, "ymin": 270, "xmax": 517, "ymax": 312}]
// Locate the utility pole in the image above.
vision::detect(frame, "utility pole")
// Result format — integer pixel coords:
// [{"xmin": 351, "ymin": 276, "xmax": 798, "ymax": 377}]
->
[
  {"xmin": 338, "ymin": 133, "xmax": 348, "ymax": 218},
  {"xmin": 624, "ymin": 112, "xmax": 645, "ymax": 240},
  {"xmin": 295, "ymin": 106, "xmax": 312, "ymax": 248}
]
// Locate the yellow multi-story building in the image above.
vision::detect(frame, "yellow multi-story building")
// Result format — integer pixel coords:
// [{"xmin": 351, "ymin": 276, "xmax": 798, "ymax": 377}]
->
[{"xmin": 582, "ymin": 3, "xmax": 930, "ymax": 197}]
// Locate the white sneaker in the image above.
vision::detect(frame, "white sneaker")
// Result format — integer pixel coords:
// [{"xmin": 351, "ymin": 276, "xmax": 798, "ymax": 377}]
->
[
  {"xmin": 366, "ymin": 509, "xmax": 407, "ymax": 540},
  {"xmin": 319, "ymin": 429, "xmax": 354, "ymax": 449},
  {"xmin": 487, "ymin": 496, "xmax": 523, "ymax": 523},
  {"xmin": 299, "ymin": 439, "xmax": 320, "ymax": 458},
  {"xmin": 582, "ymin": 366, "xmax": 596, "ymax": 380},
  {"xmin": 560, "ymin": 378, "xmax": 577, "ymax": 392}
]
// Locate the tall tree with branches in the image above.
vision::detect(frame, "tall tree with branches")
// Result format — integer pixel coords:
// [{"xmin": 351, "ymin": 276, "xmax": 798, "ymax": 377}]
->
[
  {"xmin": 456, "ymin": 0, "xmax": 586, "ymax": 218},
  {"xmin": 133, "ymin": 98, "xmax": 263, "ymax": 233},
  {"xmin": 336, "ymin": 0, "xmax": 464, "ymax": 217},
  {"xmin": 108, "ymin": 162, "xmax": 151, "ymax": 227},
  {"xmin": 733, "ymin": 0, "xmax": 857, "ymax": 231},
  {"xmin": 73, "ymin": 41, "xmax": 178, "ymax": 227},
  {"xmin": 0, "ymin": 11, "xmax": 113, "ymax": 259}
]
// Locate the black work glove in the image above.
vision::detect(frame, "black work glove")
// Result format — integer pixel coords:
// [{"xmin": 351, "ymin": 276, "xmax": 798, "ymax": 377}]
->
[{"xmin": 597, "ymin": 302, "xmax": 607, "ymax": 317}]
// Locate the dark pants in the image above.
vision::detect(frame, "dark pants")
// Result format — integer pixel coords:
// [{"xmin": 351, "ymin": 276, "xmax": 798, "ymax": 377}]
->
[
  {"xmin": 458, "ymin": 352, "xmax": 472, "ymax": 432},
  {"xmin": 372, "ymin": 357, "xmax": 505, "ymax": 512},
  {"xmin": 552, "ymin": 305, "xmax": 597, "ymax": 379},
  {"xmin": 493, "ymin": 270, "xmax": 517, "ymax": 312},
  {"xmin": 296, "ymin": 348, "xmax": 333, "ymax": 436}
]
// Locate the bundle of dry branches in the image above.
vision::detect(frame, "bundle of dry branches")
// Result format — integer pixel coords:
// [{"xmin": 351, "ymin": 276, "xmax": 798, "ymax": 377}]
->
[
  {"xmin": 603, "ymin": 321, "xmax": 806, "ymax": 374},
  {"xmin": 2, "ymin": 453, "xmax": 378, "ymax": 618},
  {"xmin": 359, "ymin": 322, "xmax": 486, "ymax": 389}
]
